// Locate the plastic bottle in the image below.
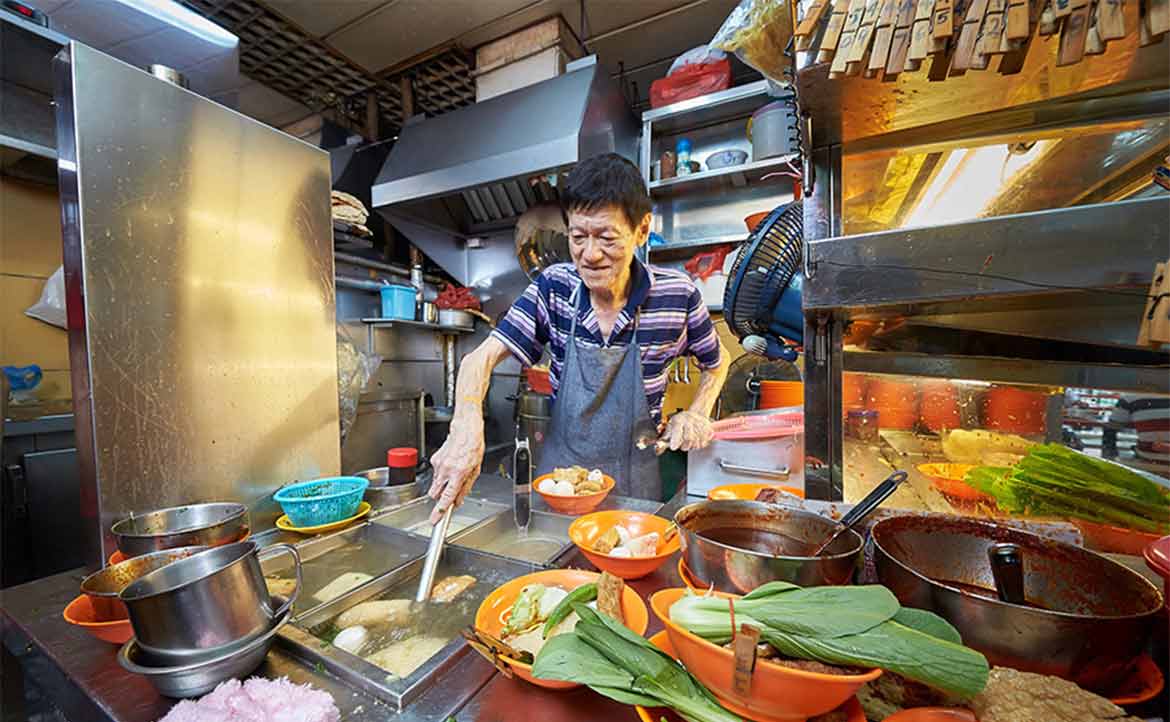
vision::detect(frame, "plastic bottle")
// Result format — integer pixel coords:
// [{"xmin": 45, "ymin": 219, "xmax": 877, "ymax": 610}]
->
[{"xmin": 676, "ymin": 138, "xmax": 692, "ymax": 176}]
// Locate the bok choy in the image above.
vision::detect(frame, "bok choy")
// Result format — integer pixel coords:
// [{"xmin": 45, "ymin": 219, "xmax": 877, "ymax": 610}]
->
[
  {"xmin": 669, "ymin": 582, "xmax": 989, "ymax": 700},
  {"xmin": 532, "ymin": 603, "xmax": 741, "ymax": 722}
]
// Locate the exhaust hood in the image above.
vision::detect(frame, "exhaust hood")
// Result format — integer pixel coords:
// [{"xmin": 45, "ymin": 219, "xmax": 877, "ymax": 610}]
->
[{"xmin": 371, "ymin": 56, "xmax": 637, "ymax": 234}]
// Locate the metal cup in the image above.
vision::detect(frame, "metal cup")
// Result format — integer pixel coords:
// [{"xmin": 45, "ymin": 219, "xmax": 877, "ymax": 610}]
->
[{"xmin": 120, "ymin": 541, "xmax": 301, "ymax": 664}]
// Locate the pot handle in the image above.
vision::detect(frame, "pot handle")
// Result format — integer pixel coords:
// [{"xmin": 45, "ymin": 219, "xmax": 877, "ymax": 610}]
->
[
  {"xmin": 258, "ymin": 543, "xmax": 302, "ymax": 619},
  {"xmin": 718, "ymin": 459, "xmax": 790, "ymax": 480}
]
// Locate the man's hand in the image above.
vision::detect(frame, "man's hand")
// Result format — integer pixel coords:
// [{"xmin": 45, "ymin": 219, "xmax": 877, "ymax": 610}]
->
[
  {"xmin": 661, "ymin": 409, "xmax": 714, "ymax": 452},
  {"xmin": 427, "ymin": 414, "xmax": 485, "ymax": 523}
]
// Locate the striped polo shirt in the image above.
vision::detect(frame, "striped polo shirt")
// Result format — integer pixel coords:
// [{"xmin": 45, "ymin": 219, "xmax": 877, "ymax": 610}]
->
[
  {"xmin": 492, "ymin": 260, "xmax": 721, "ymax": 422},
  {"xmin": 1109, "ymin": 395, "xmax": 1170, "ymax": 461}
]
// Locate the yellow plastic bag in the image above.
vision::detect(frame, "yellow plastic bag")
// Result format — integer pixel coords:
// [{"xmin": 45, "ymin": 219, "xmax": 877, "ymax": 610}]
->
[{"xmin": 711, "ymin": 0, "xmax": 795, "ymax": 85}]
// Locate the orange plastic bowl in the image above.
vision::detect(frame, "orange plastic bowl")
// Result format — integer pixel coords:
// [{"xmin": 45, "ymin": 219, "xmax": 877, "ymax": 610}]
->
[
  {"xmin": 569, "ymin": 511, "xmax": 681, "ymax": 579},
  {"xmin": 474, "ymin": 568, "xmax": 649, "ymax": 690},
  {"xmin": 637, "ymin": 633, "xmax": 866, "ymax": 722},
  {"xmin": 650, "ymin": 588, "xmax": 881, "ymax": 721},
  {"xmin": 534, "ymin": 472, "xmax": 615, "ymax": 515},
  {"xmin": 63, "ymin": 594, "xmax": 134, "ymax": 645},
  {"xmin": 884, "ymin": 709, "xmax": 976, "ymax": 722},
  {"xmin": 1075, "ymin": 519, "xmax": 1164, "ymax": 556},
  {"xmin": 707, "ymin": 483, "xmax": 805, "ymax": 501}
]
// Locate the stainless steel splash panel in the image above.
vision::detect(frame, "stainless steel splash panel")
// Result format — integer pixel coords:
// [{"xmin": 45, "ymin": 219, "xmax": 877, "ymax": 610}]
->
[{"xmin": 54, "ymin": 43, "xmax": 340, "ymax": 568}]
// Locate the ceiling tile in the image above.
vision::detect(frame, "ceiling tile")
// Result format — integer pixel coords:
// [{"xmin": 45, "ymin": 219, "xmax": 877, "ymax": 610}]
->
[
  {"xmin": 264, "ymin": 0, "xmax": 385, "ymax": 37},
  {"xmin": 326, "ymin": 0, "xmax": 532, "ymax": 73}
]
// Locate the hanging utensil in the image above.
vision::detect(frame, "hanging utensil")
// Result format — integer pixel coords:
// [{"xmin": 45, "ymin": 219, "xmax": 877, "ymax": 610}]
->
[
  {"xmin": 514, "ymin": 438, "xmax": 532, "ymax": 531},
  {"xmin": 811, "ymin": 470, "xmax": 907, "ymax": 556},
  {"xmin": 414, "ymin": 504, "xmax": 454, "ymax": 603},
  {"xmin": 988, "ymin": 542, "xmax": 1027, "ymax": 604}
]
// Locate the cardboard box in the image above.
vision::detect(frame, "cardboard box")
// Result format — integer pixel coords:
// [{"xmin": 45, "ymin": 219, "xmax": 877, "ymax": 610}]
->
[{"xmin": 474, "ymin": 16, "xmax": 583, "ymax": 102}]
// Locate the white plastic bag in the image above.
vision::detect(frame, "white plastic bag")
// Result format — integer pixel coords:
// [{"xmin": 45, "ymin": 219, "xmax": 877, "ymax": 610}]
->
[
  {"xmin": 337, "ymin": 329, "xmax": 382, "ymax": 442},
  {"xmin": 667, "ymin": 45, "xmax": 727, "ymax": 76},
  {"xmin": 25, "ymin": 266, "xmax": 67, "ymax": 329}
]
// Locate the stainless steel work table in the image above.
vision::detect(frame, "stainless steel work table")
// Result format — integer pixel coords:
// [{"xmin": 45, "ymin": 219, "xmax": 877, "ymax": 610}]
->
[{"xmin": 0, "ymin": 474, "xmax": 687, "ymax": 722}]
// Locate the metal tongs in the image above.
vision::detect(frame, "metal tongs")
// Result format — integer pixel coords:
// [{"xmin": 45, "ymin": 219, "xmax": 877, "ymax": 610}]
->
[
  {"xmin": 810, "ymin": 470, "xmax": 908, "ymax": 556},
  {"xmin": 414, "ymin": 504, "xmax": 454, "ymax": 604}
]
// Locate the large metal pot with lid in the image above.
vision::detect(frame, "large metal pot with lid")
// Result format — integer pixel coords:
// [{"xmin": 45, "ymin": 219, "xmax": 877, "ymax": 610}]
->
[
  {"xmin": 872, "ymin": 515, "xmax": 1163, "ymax": 692},
  {"xmin": 674, "ymin": 500, "xmax": 863, "ymax": 593}
]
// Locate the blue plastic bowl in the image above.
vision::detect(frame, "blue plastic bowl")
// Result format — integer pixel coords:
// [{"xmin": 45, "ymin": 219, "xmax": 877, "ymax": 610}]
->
[
  {"xmin": 380, "ymin": 284, "xmax": 416, "ymax": 320},
  {"xmin": 273, "ymin": 476, "xmax": 369, "ymax": 528}
]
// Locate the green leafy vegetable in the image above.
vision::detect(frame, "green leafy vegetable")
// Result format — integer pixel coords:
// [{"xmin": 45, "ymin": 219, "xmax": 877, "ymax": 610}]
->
[
  {"xmin": 965, "ymin": 444, "xmax": 1170, "ymax": 533},
  {"xmin": 669, "ymin": 585, "xmax": 989, "ymax": 700},
  {"xmin": 532, "ymin": 603, "xmax": 741, "ymax": 722},
  {"xmin": 543, "ymin": 582, "xmax": 597, "ymax": 638},
  {"xmin": 503, "ymin": 584, "xmax": 544, "ymax": 635}
]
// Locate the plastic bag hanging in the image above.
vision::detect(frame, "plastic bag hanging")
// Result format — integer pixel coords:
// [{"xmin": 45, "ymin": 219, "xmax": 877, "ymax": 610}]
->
[{"xmin": 710, "ymin": 0, "xmax": 796, "ymax": 86}]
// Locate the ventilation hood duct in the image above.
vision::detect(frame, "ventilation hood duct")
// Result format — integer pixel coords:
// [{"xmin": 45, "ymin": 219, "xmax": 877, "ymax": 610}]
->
[{"xmin": 371, "ymin": 56, "xmax": 637, "ymax": 240}]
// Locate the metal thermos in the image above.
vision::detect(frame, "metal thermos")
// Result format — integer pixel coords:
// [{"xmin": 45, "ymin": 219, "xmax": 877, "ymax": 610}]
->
[{"xmin": 514, "ymin": 389, "xmax": 551, "ymax": 472}]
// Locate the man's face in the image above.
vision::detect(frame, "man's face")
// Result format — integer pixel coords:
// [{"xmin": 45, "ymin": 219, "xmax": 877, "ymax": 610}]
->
[{"xmin": 567, "ymin": 205, "xmax": 650, "ymax": 294}]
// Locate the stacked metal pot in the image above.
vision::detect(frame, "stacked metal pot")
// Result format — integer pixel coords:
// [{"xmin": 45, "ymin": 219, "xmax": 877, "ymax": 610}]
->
[{"xmin": 81, "ymin": 503, "xmax": 303, "ymax": 697}]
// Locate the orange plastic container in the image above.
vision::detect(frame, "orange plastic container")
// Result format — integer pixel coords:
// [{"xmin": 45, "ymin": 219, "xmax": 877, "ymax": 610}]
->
[
  {"xmin": 63, "ymin": 594, "xmax": 134, "ymax": 645},
  {"xmin": 759, "ymin": 380, "xmax": 803, "ymax": 409},
  {"xmin": 650, "ymin": 588, "xmax": 881, "ymax": 721},
  {"xmin": 917, "ymin": 463, "xmax": 997, "ymax": 513},
  {"xmin": 920, "ymin": 381, "xmax": 961, "ymax": 432},
  {"xmin": 635, "ymin": 632, "xmax": 867, "ymax": 722},
  {"xmin": 883, "ymin": 710, "xmax": 976, "ymax": 722},
  {"xmin": 534, "ymin": 472, "xmax": 614, "ymax": 515},
  {"xmin": 983, "ymin": 386, "xmax": 1047, "ymax": 435},
  {"xmin": 841, "ymin": 373, "xmax": 867, "ymax": 415},
  {"xmin": 744, "ymin": 211, "xmax": 771, "ymax": 231},
  {"xmin": 868, "ymin": 378, "xmax": 919, "ymax": 430},
  {"xmin": 474, "ymin": 569, "xmax": 648, "ymax": 690},
  {"xmin": 569, "ymin": 510, "xmax": 680, "ymax": 579},
  {"xmin": 1075, "ymin": 519, "xmax": 1163, "ymax": 556}
]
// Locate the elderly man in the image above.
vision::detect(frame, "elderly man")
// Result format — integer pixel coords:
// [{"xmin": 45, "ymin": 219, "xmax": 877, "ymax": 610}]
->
[{"xmin": 427, "ymin": 153, "xmax": 730, "ymax": 521}]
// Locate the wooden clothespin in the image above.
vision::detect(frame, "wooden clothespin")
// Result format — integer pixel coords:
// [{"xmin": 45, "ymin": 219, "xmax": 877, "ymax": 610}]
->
[
  {"xmin": 934, "ymin": 0, "xmax": 958, "ymax": 37},
  {"xmin": 886, "ymin": 0, "xmax": 921, "ymax": 73},
  {"xmin": 798, "ymin": 0, "xmax": 837, "ymax": 37},
  {"xmin": 1053, "ymin": 0, "xmax": 1073, "ymax": 18},
  {"xmin": 975, "ymin": 0, "xmax": 1012, "ymax": 59},
  {"xmin": 952, "ymin": 0, "xmax": 992, "ymax": 70},
  {"xmin": 1005, "ymin": 0, "xmax": 1033, "ymax": 37},
  {"xmin": 830, "ymin": 0, "xmax": 870, "ymax": 74},
  {"xmin": 908, "ymin": 0, "xmax": 939, "ymax": 65},
  {"xmin": 1057, "ymin": 0, "xmax": 1093, "ymax": 64},
  {"xmin": 846, "ymin": 0, "xmax": 887, "ymax": 73},
  {"xmin": 732, "ymin": 624, "xmax": 763, "ymax": 697},
  {"xmin": 1084, "ymin": 5, "xmax": 1107, "ymax": 52},
  {"xmin": 1143, "ymin": 0, "xmax": 1169, "ymax": 38},
  {"xmin": 1096, "ymin": 0, "xmax": 1126, "ymax": 38},
  {"xmin": 868, "ymin": 0, "xmax": 903, "ymax": 74},
  {"xmin": 1137, "ymin": 261, "xmax": 1170, "ymax": 347},
  {"xmin": 819, "ymin": 0, "xmax": 851, "ymax": 61},
  {"xmin": 1039, "ymin": 0, "xmax": 1060, "ymax": 32}
]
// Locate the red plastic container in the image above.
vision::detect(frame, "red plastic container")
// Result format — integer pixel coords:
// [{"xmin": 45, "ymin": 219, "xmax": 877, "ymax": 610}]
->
[
  {"xmin": 524, "ymin": 367, "xmax": 552, "ymax": 395},
  {"xmin": 920, "ymin": 381, "xmax": 960, "ymax": 432},
  {"xmin": 387, "ymin": 447, "xmax": 418, "ymax": 485},
  {"xmin": 869, "ymin": 378, "xmax": 919, "ymax": 430},
  {"xmin": 984, "ymin": 386, "xmax": 1047, "ymax": 435}
]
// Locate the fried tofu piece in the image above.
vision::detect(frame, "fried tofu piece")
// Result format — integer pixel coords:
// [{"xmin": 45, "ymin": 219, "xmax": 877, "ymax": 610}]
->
[
  {"xmin": 593, "ymin": 527, "xmax": 622, "ymax": 554},
  {"xmin": 597, "ymin": 571, "xmax": 625, "ymax": 624},
  {"xmin": 430, "ymin": 574, "xmax": 476, "ymax": 603}
]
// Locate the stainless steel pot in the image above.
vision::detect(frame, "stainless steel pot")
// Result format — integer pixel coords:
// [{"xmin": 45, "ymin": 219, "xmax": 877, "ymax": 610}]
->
[
  {"xmin": 438, "ymin": 309, "xmax": 474, "ymax": 329},
  {"xmin": 117, "ymin": 604, "xmax": 291, "ymax": 698},
  {"xmin": 111, "ymin": 502, "xmax": 249, "ymax": 557},
  {"xmin": 872, "ymin": 515, "xmax": 1163, "ymax": 692},
  {"xmin": 674, "ymin": 500, "xmax": 863, "ymax": 593},
  {"xmin": 81, "ymin": 546, "xmax": 206, "ymax": 621},
  {"xmin": 120, "ymin": 541, "xmax": 301, "ymax": 664},
  {"xmin": 355, "ymin": 465, "xmax": 425, "ymax": 510}
]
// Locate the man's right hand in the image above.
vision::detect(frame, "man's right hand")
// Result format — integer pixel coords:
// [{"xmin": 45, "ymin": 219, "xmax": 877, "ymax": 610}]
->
[{"xmin": 427, "ymin": 413, "xmax": 485, "ymax": 523}]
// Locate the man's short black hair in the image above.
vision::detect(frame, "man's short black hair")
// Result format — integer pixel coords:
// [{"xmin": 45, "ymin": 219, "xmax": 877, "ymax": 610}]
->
[{"xmin": 561, "ymin": 152, "xmax": 651, "ymax": 230}]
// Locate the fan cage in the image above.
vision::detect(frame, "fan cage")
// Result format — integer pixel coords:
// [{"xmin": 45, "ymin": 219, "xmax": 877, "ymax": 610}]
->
[{"xmin": 723, "ymin": 202, "xmax": 803, "ymax": 340}]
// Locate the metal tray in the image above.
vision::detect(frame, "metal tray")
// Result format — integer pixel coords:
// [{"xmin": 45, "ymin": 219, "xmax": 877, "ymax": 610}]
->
[
  {"xmin": 452, "ymin": 510, "xmax": 575, "ymax": 566},
  {"xmin": 277, "ymin": 545, "xmax": 539, "ymax": 712},
  {"xmin": 372, "ymin": 496, "xmax": 505, "ymax": 540},
  {"xmin": 260, "ymin": 523, "xmax": 428, "ymax": 619}
]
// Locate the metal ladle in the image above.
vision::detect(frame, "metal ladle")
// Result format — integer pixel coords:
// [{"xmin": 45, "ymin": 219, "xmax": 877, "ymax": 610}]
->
[{"xmin": 810, "ymin": 470, "xmax": 907, "ymax": 556}]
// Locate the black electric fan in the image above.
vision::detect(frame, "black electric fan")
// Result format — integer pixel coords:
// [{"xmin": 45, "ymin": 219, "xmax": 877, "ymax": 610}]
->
[{"xmin": 722, "ymin": 201, "xmax": 805, "ymax": 361}]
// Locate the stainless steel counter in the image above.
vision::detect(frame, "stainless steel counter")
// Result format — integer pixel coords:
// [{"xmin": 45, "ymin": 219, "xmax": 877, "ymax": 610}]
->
[{"xmin": 0, "ymin": 472, "xmax": 684, "ymax": 722}]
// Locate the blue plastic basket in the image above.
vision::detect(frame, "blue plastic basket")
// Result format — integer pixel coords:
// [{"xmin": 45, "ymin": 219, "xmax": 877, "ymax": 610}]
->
[
  {"xmin": 380, "ymin": 284, "xmax": 416, "ymax": 320},
  {"xmin": 273, "ymin": 476, "xmax": 369, "ymax": 528}
]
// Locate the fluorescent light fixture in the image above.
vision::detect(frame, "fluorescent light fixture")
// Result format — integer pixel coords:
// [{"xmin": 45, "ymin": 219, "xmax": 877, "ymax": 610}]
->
[{"xmin": 110, "ymin": 0, "xmax": 238, "ymax": 48}]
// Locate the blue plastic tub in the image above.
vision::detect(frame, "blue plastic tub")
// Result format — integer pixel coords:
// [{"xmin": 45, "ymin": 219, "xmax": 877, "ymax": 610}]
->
[
  {"xmin": 273, "ymin": 476, "xmax": 368, "ymax": 528},
  {"xmin": 380, "ymin": 284, "xmax": 416, "ymax": 320}
]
